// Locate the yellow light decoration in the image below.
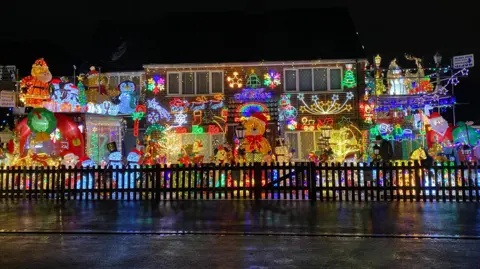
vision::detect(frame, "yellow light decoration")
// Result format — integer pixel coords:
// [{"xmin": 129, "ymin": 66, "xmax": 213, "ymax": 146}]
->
[
  {"xmin": 298, "ymin": 92, "xmax": 354, "ymax": 115},
  {"xmin": 374, "ymin": 54, "xmax": 386, "ymax": 95},
  {"xmin": 327, "ymin": 127, "xmax": 361, "ymax": 162},
  {"xmin": 227, "ymin": 72, "xmax": 243, "ymax": 88}
]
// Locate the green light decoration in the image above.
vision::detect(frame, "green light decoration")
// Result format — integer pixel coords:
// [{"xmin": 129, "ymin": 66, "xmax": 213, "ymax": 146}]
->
[
  {"xmin": 88, "ymin": 132, "xmax": 99, "ymax": 163},
  {"xmin": 342, "ymin": 64, "xmax": 357, "ymax": 88},
  {"xmin": 263, "ymin": 71, "xmax": 281, "ymax": 89},
  {"xmin": 132, "ymin": 112, "xmax": 145, "ymax": 121},
  {"xmin": 145, "ymin": 124, "xmax": 166, "ymax": 136},
  {"xmin": 192, "ymin": 125, "xmax": 204, "ymax": 134},
  {"xmin": 77, "ymin": 81, "xmax": 87, "ymax": 106},
  {"xmin": 27, "ymin": 108, "xmax": 57, "ymax": 142},
  {"xmin": 246, "ymin": 69, "xmax": 262, "ymax": 89}
]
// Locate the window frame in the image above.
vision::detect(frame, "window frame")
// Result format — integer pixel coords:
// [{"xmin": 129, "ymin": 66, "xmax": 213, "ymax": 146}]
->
[
  {"xmin": 284, "ymin": 131, "xmax": 325, "ymax": 161},
  {"xmin": 283, "ymin": 67, "xmax": 344, "ymax": 92},
  {"xmin": 167, "ymin": 70, "xmax": 224, "ymax": 96}
]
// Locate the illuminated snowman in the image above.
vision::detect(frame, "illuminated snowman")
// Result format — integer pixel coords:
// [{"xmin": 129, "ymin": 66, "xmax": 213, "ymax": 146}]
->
[
  {"xmin": 107, "ymin": 142, "xmax": 123, "ymax": 187},
  {"xmin": 125, "ymin": 148, "xmax": 143, "ymax": 189},
  {"xmin": 387, "ymin": 59, "xmax": 406, "ymax": 95},
  {"xmin": 118, "ymin": 81, "xmax": 136, "ymax": 114},
  {"xmin": 76, "ymin": 157, "xmax": 96, "ymax": 190}
]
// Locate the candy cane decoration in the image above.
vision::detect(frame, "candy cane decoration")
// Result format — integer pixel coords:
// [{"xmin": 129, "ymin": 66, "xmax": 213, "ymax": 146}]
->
[{"xmin": 133, "ymin": 104, "xmax": 146, "ymax": 137}]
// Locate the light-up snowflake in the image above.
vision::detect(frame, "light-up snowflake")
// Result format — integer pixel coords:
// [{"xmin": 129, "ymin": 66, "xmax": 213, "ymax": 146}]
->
[{"xmin": 263, "ymin": 71, "xmax": 281, "ymax": 89}]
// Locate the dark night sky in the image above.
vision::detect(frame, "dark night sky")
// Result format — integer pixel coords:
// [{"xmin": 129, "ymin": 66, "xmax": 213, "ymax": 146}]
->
[{"xmin": 1, "ymin": 0, "xmax": 478, "ymax": 121}]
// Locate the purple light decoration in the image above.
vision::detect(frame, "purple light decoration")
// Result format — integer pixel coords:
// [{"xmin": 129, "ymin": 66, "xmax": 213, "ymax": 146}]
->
[{"xmin": 234, "ymin": 88, "xmax": 272, "ymax": 102}]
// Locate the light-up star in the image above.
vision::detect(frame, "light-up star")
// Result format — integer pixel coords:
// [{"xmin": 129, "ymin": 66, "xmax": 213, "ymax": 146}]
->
[
  {"xmin": 451, "ymin": 77, "xmax": 459, "ymax": 86},
  {"xmin": 338, "ymin": 116, "xmax": 352, "ymax": 127},
  {"xmin": 297, "ymin": 93, "xmax": 305, "ymax": 100},
  {"xmin": 332, "ymin": 94, "xmax": 339, "ymax": 102},
  {"xmin": 346, "ymin": 92, "xmax": 354, "ymax": 99},
  {"xmin": 461, "ymin": 68, "xmax": 469, "ymax": 76},
  {"xmin": 311, "ymin": 95, "xmax": 319, "ymax": 102},
  {"xmin": 432, "ymin": 94, "xmax": 440, "ymax": 103}
]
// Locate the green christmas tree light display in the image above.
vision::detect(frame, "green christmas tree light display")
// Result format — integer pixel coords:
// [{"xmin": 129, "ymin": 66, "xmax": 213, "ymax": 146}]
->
[
  {"xmin": 88, "ymin": 132, "xmax": 99, "ymax": 163},
  {"xmin": 342, "ymin": 64, "xmax": 357, "ymax": 88},
  {"xmin": 246, "ymin": 69, "xmax": 262, "ymax": 89},
  {"xmin": 77, "ymin": 81, "xmax": 87, "ymax": 106}
]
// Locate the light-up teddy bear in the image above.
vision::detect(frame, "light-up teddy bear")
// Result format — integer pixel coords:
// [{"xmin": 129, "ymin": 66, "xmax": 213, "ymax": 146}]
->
[
  {"xmin": 125, "ymin": 148, "xmax": 143, "ymax": 189},
  {"xmin": 76, "ymin": 157, "xmax": 96, "ymax": 190},
  {"xmin": 241, "ymin": 112, "xmax": 272, "ymax": 162},
  {"xmin": 118, "ymin": 81, "xmax": 136, "ymax": 114}
]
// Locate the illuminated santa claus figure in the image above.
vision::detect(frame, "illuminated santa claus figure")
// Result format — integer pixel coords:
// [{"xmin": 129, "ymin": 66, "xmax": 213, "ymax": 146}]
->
[
  {"xmin": 61, "ymin": 151, "xmax": 79, "ymax": 168},
  {"xmin": 426, "ymin": 112, "xmax": 453, "ymax": 148}
]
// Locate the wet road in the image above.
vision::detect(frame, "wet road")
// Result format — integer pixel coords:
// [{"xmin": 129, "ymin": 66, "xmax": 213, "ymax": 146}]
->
[
  {"xmin": 0, "ymin": 235, "xmax": 478, "ymax": 269},
  {"xmin": 1, "ymin": 201, "xmax": 480, "ymax": 268},
  {"xmin": 1, "ymin": 201, "xmax": 480, "ymax": 237}
]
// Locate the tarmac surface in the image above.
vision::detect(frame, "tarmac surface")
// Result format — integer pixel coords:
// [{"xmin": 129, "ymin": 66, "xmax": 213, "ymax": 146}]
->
[{"xmin": 1, "ymin": 201, "xmax": 480, "ymax": 268}]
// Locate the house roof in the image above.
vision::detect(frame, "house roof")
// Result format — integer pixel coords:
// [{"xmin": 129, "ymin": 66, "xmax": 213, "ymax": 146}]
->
[{"xmin": 113, "ymin": 8, "xmax": 365, "ymax": 70}]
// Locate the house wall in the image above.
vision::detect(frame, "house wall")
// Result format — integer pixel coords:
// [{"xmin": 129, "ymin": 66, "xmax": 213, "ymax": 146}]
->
[{"xmin": 144, "ymin": 60, "xmax": 365, "ymax": 162}]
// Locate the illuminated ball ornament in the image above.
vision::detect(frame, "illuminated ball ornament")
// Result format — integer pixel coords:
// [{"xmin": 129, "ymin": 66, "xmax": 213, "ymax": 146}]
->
[{"xmin": 27, "ymin": 108, "xmax": 57, "ymax": 143}]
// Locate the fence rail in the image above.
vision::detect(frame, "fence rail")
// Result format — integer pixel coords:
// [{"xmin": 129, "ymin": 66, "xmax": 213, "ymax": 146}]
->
[{"xmin": 0, "ymin": 162, "xmax": 479, "ymax": 202}]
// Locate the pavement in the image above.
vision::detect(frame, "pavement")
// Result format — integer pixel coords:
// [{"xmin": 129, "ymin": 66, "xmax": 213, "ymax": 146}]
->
[{"xmin": 1, "ymin": 201, "xmax": 480, "ymax": 268}]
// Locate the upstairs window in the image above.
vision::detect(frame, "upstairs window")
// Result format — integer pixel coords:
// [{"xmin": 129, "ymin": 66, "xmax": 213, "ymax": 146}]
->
[
  {"xmin": 284, "ymin": 67, "xmax": 343, "ymax": 92},
  {"xmin": 168, "ymin": 71, "xmax": 224, "ymax": 95}
]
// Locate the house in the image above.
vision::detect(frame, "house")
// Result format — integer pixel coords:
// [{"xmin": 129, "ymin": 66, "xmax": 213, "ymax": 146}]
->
[{"xmin": 142, "ymin": 8, "xmax": 366, "ymax": 162}]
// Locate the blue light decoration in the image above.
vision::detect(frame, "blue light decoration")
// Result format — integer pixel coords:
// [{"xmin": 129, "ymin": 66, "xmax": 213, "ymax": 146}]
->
[
  {"xmin": 147, "ymin": 98, "xmax": 171, "ymax": 123},
  {"xmin": 234, "ymin": 88, "xmax": 272, "ymax": 102},
  {"xmin": 76, "ymin": 158, "xmax": 96, "ymax": 190},
  {"xmin": 369, "ymin": 123, "xmax": 414, "ymax": 141},
  {"xmin": 102, "ymin": 101, "xmax": 119, "ymax": 116},
  {"xmin": 278, "ymin": 94, "xmax": 298, "ymax": 122},
  {"xmin": 118, "ymin": 80, "xmax": 137, "ymax": 114},
  {"xmin": 124, "ymin": 150, "xmax": 141, "ymax": 189},
  {"xmin": 108, "ymin": 151, "xmax": 124, "ymax": 187},
  {"xmin": 48, "ymin": 80, "xmax": 81, "ymax": 112},
  {"xmin": 375, "ymin": 95, "xmax": 455, "ymax": 112}
]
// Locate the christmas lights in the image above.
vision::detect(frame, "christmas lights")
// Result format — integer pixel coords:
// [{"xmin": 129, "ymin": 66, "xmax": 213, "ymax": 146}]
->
[
  {"xmin": 234, "ymin": 88, "xmax": 272, "ymax": 102},
  {"xmin": 278, "ymin": 94, "xmax": 298, "ymax": 122},
  {"xmin": 118, "ymin": 81, "xmax": 137, "ymax": 114},
  {"xmin": 298, "ymin": 92, "xmax": 354, "ymax": 115},
  {"xmin": 133, "ymin": 104, "xmax": 146, "ymax": 137},
  {"xmin": 227, "ymin": 72, "xmax": 243, "ymax": 88},
  {"xmin": 245, "ymin": 70, "xmax": 261, "ymax": 89},
  {"xmin": 342, "ymin": 64, "xmax": 356, "ymax": 88},
  {"xmin": 147, "ymin": 98, "xmax": 171, "ymax": 122},
  {"xmin": 146, "ymin": 75, "xmax": 165, "ymax": 94},
  {"xmin": 263, "ymin": 71, "xmax": 281, "ymax": 89},
  {"xmin": 236, "ymin": 102, "xmax": 269, "ymax": 118}
]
